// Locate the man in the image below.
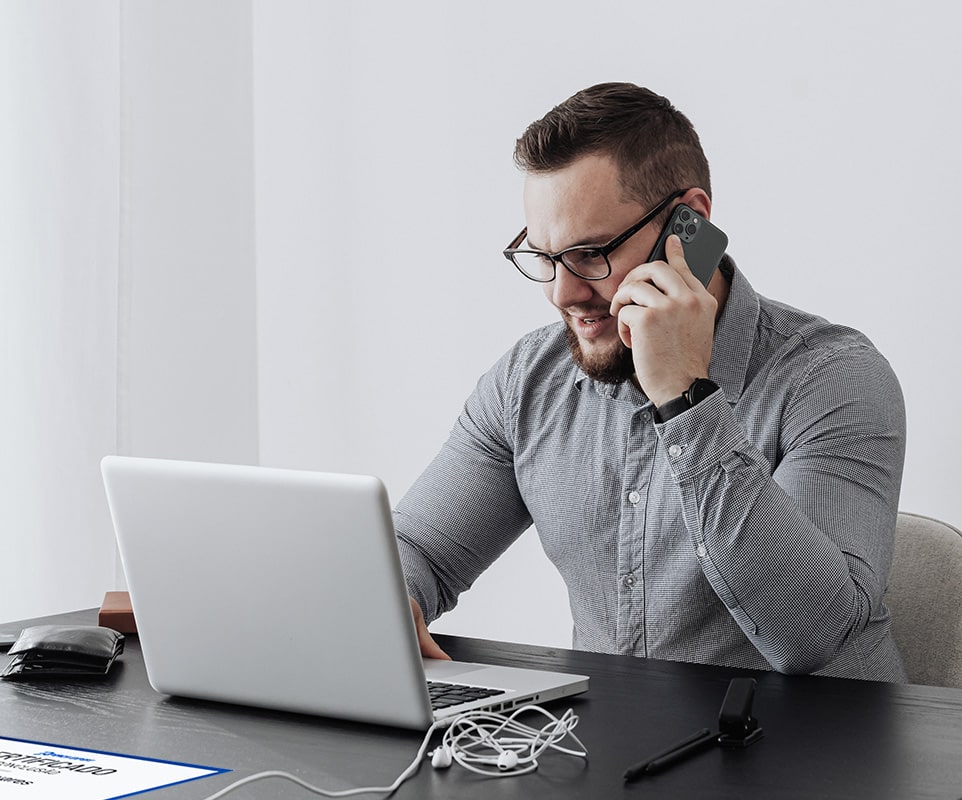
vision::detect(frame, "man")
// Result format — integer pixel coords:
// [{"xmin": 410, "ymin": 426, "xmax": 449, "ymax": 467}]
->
[{"xmin": 395, "ymin": 83, "xmax": 906, "ymax": 680}]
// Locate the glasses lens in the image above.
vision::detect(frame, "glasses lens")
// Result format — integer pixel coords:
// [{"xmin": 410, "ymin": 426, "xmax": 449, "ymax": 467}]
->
[
  {"xmin": 561, "ymin": 248, "xmax": 610, "ymax": 279},
  {"xmin": 512, "ymin": 251, "xmax": 556, "ymax": 282}
]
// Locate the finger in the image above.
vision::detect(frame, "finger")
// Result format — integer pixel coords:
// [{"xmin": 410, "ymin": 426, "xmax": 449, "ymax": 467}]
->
[
  {"xmin": 665, "ymin": 233, "xmax": 688, "ymax": 271},
  {"xmin": 410, "ymin": 597, "xmax": 451, "ymax": 660},
  {"xmin": 609, "ymin": 261, "xmax": 687, "ymax": 319},
  {"xmin": 664, "ymin": 234, "xmax": 704, "ymax": 290},
  {"xmin": 609, "ymin": 277, "xmax": 664, "ymax": 321},
  {"xmin": 616, "ymin": 303, "xmax": 646, "ymax": 348},
  {"xmin": 418, "ymin": 629, "xmax": 451, "ymax": 661}
]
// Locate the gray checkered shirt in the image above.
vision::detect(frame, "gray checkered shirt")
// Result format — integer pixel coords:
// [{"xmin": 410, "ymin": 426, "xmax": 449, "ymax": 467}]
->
[{"xmin": 396, "ymin": 259, "xmax": 907, "ymax": 681}]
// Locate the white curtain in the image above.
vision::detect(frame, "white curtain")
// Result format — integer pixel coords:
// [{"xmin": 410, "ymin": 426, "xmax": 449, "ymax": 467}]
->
[
  {"xmin": 1, "ymin": 2, "xmax": 120, "ymax": 620},
  {"xmin": 1, "ymin": 1, "xmax": 258, "ymax": 621}
]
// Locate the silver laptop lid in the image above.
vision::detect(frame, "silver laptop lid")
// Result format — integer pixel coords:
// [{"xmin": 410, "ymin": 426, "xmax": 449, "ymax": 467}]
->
[{"xmin": 102, "ymin": 456, "xmax": 436, "ymax": 728}]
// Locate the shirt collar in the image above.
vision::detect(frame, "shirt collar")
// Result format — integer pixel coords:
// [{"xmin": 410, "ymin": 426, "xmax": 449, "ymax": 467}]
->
[
  {"xmin": 706, "ymin": 255, "xmax": 758, "ymax": 402},
  {"xmin": 573, "ymin": 367, "xmax": 638, "ymax": 401}
]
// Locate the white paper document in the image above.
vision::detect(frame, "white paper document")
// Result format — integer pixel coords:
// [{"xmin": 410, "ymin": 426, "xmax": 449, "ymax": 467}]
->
[{"xmin": 0, "ymin": 736, "xmax": 228, "ymax": 798}]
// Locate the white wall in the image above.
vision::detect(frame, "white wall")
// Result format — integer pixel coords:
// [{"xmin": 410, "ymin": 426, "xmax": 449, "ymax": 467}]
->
[
  {"xmin": 252, "ymin": 1, "xmax": 962, "ymax": 647},
  {"xmin": 120, "ymin": 0, "xmax": 259, "ymax": 465},
  {"xmin": 4, "ymin": 2, "xmax": 960, "ymax": 643}
]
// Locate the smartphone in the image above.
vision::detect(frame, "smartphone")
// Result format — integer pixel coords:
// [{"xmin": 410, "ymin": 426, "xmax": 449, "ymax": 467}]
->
[{"xmin": 647, "ymin": 204, "xmax": 728, "ymax": 288}]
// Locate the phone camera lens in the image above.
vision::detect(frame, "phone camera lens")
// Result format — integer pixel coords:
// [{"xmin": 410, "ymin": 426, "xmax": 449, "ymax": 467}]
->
[
  {"xmin": 685, "ymin": 223, "xmax": 697, "ymax": 236},
  {"xmin": 672, "ymin": 223, "xmax": 684, "ymax": 234},
  {"xmin": 680, "ymin": 209, "xmax": 691, "ymax": 222}
]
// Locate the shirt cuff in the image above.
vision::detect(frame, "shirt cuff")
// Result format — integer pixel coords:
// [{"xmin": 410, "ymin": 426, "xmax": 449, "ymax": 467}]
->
[{"xmin": 654, "ymin": 389, "xmax": 746, "ymax": 481}]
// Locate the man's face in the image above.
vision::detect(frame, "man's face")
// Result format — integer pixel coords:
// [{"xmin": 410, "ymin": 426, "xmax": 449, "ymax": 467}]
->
[{"xmin": 522, "ymin": 154, "xmax": 663, "ymax": 384}]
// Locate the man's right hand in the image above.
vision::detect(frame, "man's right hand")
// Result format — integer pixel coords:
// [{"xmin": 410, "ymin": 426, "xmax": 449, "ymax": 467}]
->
[{"xmin": 409, "ymin": 597, "xmax": 451, "ymax": 660}]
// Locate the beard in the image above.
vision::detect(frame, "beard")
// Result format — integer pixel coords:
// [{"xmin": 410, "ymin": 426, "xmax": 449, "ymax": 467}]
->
[{"xmin": 563, "ymin": 323, "xmax": 635, "ymax": 385}]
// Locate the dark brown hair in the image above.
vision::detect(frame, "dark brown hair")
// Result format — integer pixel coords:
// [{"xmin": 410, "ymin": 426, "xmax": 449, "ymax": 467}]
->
[{"xmin": 514, "ymin": 82, "xmax": 712, "ymax": 214}]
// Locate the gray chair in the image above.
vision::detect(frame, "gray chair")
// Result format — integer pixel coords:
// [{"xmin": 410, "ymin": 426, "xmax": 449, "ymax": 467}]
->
[{"xmin": 885, "ymin": 512, "xmax": 962, "ymax": 688}]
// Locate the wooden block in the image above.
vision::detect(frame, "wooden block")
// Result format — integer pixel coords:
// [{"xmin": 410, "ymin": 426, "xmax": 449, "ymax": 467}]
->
[{"xmin": 99, "ymin": 591, "xmax": 137, "ymax": 634}]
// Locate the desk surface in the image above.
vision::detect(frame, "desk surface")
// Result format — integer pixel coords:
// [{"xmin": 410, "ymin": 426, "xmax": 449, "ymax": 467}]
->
[{"xmin": 2, "ymin": 609, "xmax": 962, "ymax": 799}]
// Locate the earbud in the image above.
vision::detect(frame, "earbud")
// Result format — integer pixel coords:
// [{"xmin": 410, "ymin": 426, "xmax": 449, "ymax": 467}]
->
[
  {"xmin": 496, "ymin": 750, "xmax": 519, "ymax": 771},
  {"xmin": 431, "ymin": 746, "xmax": 453, "ymax": 769}
]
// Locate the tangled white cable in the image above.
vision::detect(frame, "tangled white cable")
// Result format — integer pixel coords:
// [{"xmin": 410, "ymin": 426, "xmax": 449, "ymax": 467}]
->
[
  {"xmin": 431, "ymin": 705, "xmax": 588, "ymax": 778},
  {"xmin": 198, "ymin": 705, "xmax": 586, "ymax": 799}
]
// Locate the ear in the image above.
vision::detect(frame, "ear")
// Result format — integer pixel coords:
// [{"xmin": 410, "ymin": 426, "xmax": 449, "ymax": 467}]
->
[{"xmin": 680, "ymin": 187, "xmax": 712, "ymax": 220}]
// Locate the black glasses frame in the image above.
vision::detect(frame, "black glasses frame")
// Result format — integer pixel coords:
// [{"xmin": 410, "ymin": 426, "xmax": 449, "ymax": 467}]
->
[{"xmin": 502, "ymin": 188, "xmax": 688, "ymax": 283}]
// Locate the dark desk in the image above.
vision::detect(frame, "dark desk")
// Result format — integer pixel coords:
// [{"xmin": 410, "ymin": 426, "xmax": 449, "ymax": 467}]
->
[{"xmin": 2, "ymin": 609, "xmax": 962, "ymax": 799}]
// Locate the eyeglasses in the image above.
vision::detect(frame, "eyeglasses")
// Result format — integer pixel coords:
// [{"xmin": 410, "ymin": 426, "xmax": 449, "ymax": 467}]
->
[{"xmin": 502, "ymin": 188, "xmax": 686, "ymax": 283}]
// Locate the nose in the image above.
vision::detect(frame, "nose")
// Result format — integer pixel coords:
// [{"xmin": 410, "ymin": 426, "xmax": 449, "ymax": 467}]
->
[{"xmin": 547, "ymin": 261, "xmax": 595, "ymax": 309}]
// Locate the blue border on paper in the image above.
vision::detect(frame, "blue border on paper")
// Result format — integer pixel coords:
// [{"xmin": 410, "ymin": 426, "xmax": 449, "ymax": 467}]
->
[{"xmin": 0, "ymin": 736, "xmax": 231, "ymax": 799}]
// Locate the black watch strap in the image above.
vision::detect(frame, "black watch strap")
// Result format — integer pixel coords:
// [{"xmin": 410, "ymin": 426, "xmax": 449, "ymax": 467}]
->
[
  {"xmin": 654, "ymin": 394, "xmax": 691, "ymax": 424},
  {"xmin": 654, "ymin": 378, "xmax": 719, "ymax": 423}
]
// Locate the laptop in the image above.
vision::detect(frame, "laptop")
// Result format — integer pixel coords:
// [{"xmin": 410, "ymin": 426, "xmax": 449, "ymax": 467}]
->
[{"xmin": 100, "ymin": 456, "xmax": 588, "ymax": 729}]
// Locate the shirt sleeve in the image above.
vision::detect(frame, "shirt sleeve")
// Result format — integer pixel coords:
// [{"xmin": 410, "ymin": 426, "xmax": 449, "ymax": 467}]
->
[
  {"xmin": 656, "ymin": 342, "xmax": 906, "ymax": 674},
  {"xmin": 394, "ymin": 347, "xmax": 532, "ymax": 624}
]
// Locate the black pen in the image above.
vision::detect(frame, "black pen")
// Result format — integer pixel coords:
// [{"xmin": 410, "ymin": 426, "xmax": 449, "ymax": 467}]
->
[{"xmin": 623, "ymin": 727, "xmax": 716, "ymax": 783}]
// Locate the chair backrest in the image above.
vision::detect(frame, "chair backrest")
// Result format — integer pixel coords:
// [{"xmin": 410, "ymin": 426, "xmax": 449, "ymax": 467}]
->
[{"xmin": 885, "ymin": 512, "xmax": 962, "ymax": 688}]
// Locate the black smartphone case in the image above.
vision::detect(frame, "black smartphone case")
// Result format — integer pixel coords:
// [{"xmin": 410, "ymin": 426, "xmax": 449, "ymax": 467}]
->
[{"xmin": 647, "ymin": 204, "xmax": 728, "ymax": 288}]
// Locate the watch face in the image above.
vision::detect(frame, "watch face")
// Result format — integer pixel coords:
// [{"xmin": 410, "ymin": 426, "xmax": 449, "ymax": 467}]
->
[{"xmin": 688, "ymin": 378, "xmax": 719, "ymax": 406}]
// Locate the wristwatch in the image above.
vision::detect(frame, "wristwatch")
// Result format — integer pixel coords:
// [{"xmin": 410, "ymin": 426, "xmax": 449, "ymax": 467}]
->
[{"xmin": 654, "ymin": 378, "xmax": 719, "ymax": 423}]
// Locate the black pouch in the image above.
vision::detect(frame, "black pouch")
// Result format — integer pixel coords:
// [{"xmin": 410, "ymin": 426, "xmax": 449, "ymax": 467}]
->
[{"xmin": 0, "ymin": 625, "xmax": 124, "ymax": 679}]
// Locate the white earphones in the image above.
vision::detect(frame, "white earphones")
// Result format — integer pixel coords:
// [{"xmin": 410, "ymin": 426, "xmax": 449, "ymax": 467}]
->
[
  {"xmin": 496, "ymin": 750, "xmax": 519, "ymax": 771},
  {"xmin": 429, "ymin": 705, "xmax": 587, "ymax": 778},
  {"xmin": 430, "ymin": 745, "xmax": 453, "ymax": 769},
  {"xmin": 197, "ymin": 706, "xmax": 586, "ymax": 799}
]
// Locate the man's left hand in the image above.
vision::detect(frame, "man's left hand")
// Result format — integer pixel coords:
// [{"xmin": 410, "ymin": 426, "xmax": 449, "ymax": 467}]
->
[{"xmin": 609, "ymin": 234, "xmax": 716, "ymax": 407}]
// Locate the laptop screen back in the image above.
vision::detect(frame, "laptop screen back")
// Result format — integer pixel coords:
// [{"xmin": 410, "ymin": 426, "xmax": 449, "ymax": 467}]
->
[{"xmin": 101, "ymin": 456, "xmax": 435, "ymax": 728}]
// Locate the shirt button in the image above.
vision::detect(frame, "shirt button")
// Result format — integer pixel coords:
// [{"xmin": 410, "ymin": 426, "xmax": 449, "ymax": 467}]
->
[
  {"xmin": 696, "ymin": 544, "xmax": 707, "ymax": 558},
  {"xmin": 627, "ymin": 490, "xmax": 641, "ymax": 505},
  {"xmin": 641, "ymin": 411, "xmax": 652, "ymax": 423},
  {"xmin": 668, "ymin": 444, "xmax": 683, "ymax": 458},
  {"xmin": 622, "ymin": 574, "xmax": 636, "ymax": 588}
]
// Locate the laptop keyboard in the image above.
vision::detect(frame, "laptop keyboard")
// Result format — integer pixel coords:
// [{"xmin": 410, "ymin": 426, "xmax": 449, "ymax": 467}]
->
[{"xmin": 426, "ymin": 680, "xmax": 504, "ymax": 710}]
